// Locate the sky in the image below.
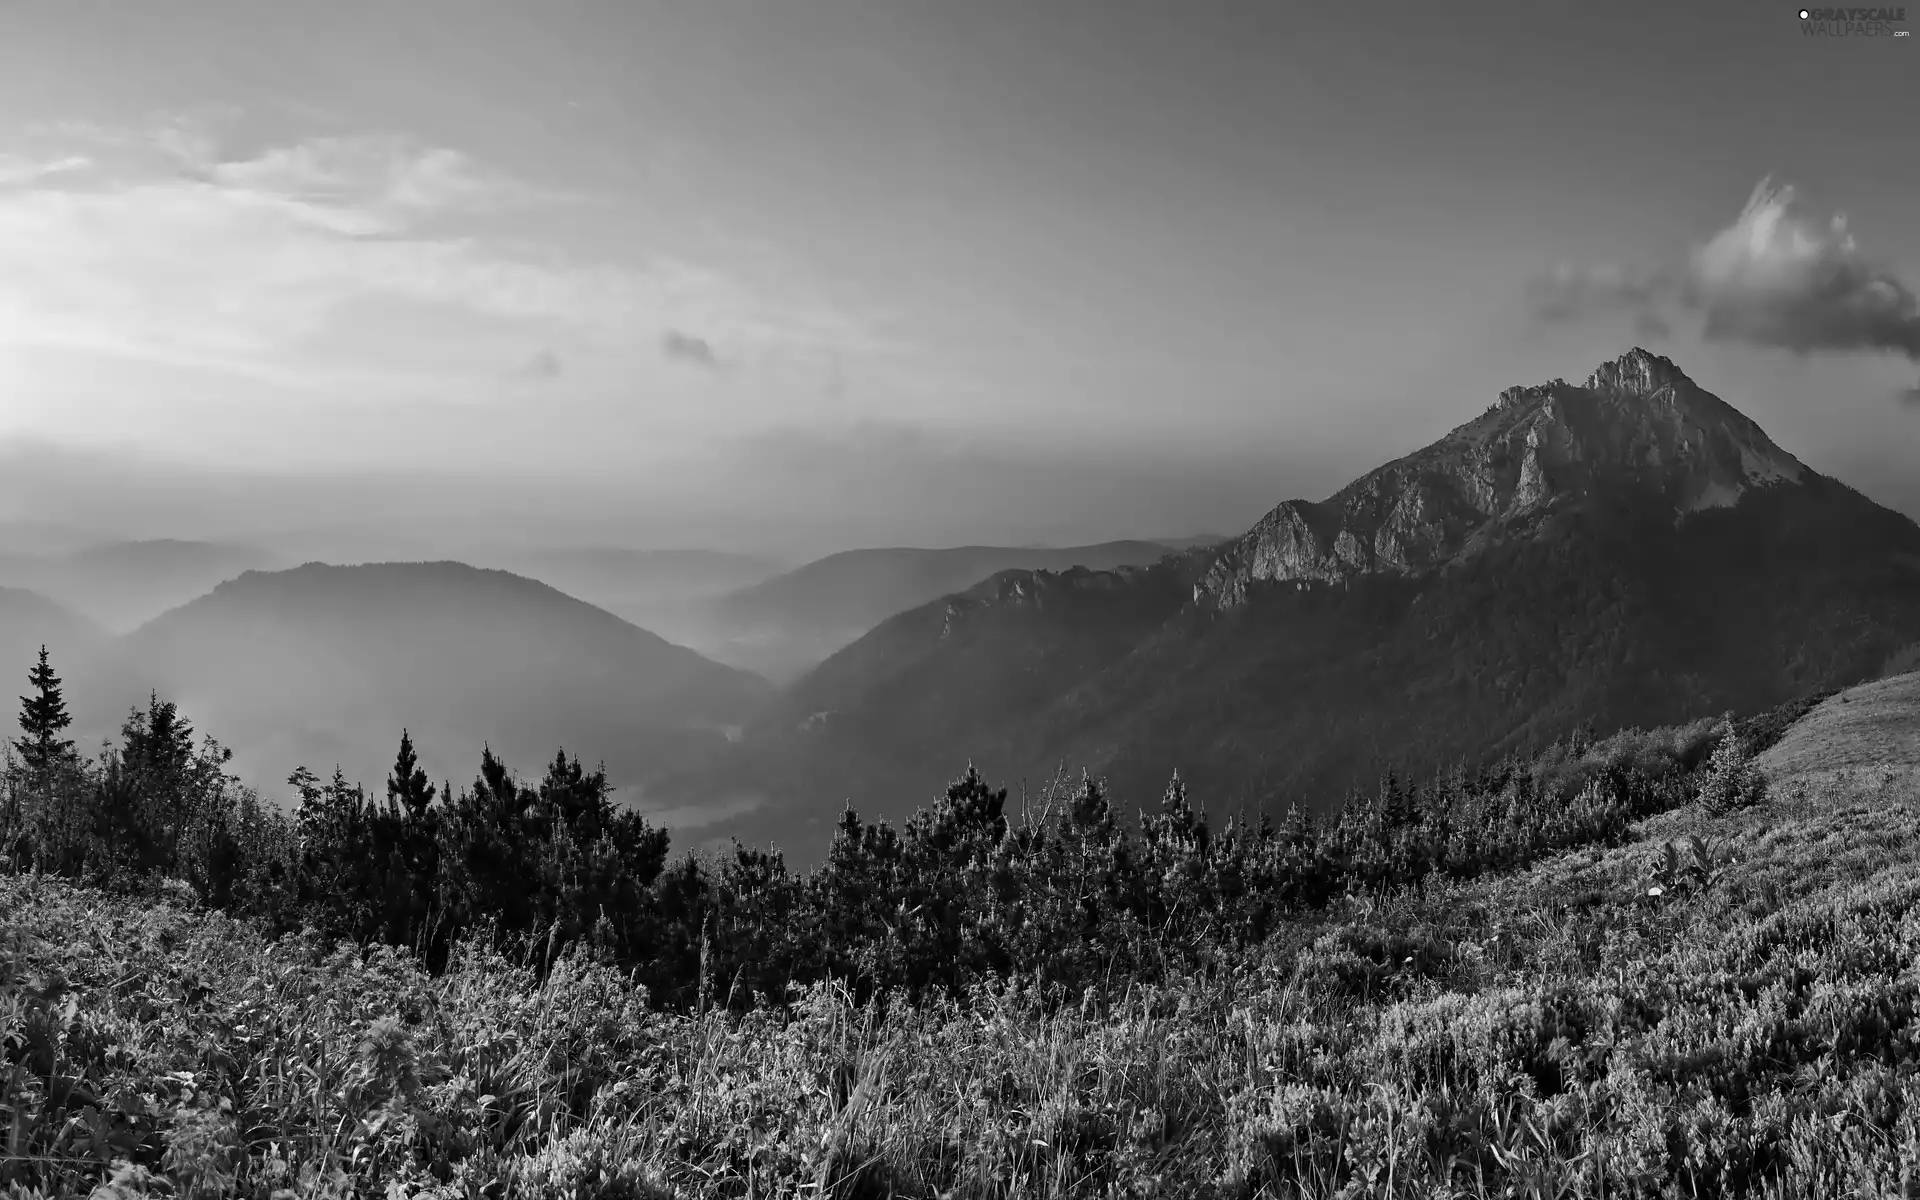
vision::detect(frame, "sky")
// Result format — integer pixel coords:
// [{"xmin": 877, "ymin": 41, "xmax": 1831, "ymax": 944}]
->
[{"xmin": 1, "ymin": 0, "xmax": 1918, "ymax": 557}]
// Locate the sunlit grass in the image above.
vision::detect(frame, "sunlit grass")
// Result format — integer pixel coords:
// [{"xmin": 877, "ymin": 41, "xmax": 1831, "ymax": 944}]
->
[{"xmin": 9, "ymin": 761, "xmax": 1920, "ymax": 1197}]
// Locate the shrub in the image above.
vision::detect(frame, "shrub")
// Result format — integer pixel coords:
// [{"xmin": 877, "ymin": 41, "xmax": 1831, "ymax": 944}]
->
[{"xmin": 1696, "ymin": 720, "xmax": 1769, "ymax": 815}]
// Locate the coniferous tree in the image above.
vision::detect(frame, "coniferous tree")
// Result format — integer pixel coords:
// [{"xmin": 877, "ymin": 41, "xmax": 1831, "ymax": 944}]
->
[
  {"xmin": 127, "ymin": 693, "xmax": 198, "ymax": 776},
  {"xmin": 9, "ymin": 647, "xmax": 79, "ymax": 869},
  {"xmin": 386, "ymin": 729, "xmax": 437, "ymax": 819},
  {"xmin": 15, "ymin": 645, "xmax": 75, "ymax": 776}
]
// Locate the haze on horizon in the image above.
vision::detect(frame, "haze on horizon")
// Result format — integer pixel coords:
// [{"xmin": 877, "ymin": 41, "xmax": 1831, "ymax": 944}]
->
[{"xmin": 3, "ymin": 0, "xmax": 1919, "ymax": 560}]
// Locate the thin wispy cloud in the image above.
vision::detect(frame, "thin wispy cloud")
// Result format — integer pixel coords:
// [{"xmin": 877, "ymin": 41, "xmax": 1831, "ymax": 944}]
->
[
  {"xmin": 204, "ymin": 134, "xmax": 571, "ymax": 226},
  {"xmin": 1526, "ymin": 179, "xmax": 1920, "ymax": 366},
  {"xmin": 0, "ymin": 155, "xmax": 91, "ymax": 186},
  {"xmin": 0, "ymin": 117, "xmax": 891, "ymax": 403}
]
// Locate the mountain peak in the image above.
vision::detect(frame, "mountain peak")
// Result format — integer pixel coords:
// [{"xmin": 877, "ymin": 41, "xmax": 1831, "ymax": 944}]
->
[
  {"xmin": 1584, "ymin": 347, "xmax": 1693, "ymax": 396},
  {"xmin": 1197, "ymin": 350, "xmax": 1812, "ymax": 607}
]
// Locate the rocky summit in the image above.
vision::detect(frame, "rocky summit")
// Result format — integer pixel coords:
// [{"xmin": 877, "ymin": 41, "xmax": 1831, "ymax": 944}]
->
[{"xmin": 1197, "ymin": 349, "xmax": 1810, "ymax": 607}]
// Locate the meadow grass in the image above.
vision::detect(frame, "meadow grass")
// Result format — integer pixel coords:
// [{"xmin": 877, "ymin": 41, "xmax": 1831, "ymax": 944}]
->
[
  {"xmin": 1755, "ymin": 668, "xmax": 1920, "ymax": 783},
  {"xmin": 7, "ymin": 660, "xmax": 1920, "ymax": 1200},
  {"xmin": 8, "ymin": 755, "xmax": 1920, "ymax": 1197}
]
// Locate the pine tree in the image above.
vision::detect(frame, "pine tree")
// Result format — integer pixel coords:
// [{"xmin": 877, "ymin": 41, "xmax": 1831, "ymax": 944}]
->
[
  {"xmin": 386, "ymin": 729, "xmax": 438, "ymax": 819},
  {"xmin": 15, "ymin": 645, "xmax": 75, "ymax": 775}
]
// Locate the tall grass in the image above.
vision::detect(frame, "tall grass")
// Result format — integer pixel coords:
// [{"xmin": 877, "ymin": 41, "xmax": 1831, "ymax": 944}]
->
[{"xmin": 9, "ymin": 762, "xmax": 1920, "ymax": 1197}]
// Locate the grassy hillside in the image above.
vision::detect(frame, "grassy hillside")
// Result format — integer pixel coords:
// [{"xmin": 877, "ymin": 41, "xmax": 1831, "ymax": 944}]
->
[
  {"xmin": 1755, "ymin": 668, "xmax": 1920, "ymax": 790},
  {"xmin": 11, "ymin": 686, "xmax": 1920, "ymax": 1195}
]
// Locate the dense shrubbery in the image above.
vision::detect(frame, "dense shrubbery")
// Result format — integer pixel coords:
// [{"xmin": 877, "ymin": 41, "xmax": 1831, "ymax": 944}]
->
[
  {"xmin": 2, "ymin": 647, "xmax": 1749, "ymax": 1008},
  {"xmin": 5, "ymin": 645, "xmax": 1880, "ymax": 1196}
]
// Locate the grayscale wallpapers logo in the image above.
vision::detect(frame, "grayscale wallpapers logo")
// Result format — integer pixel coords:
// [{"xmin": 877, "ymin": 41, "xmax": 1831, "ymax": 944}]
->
[{"xmin": 1798, "ymin": 6, "xmax": 1911, "ymax": 34}]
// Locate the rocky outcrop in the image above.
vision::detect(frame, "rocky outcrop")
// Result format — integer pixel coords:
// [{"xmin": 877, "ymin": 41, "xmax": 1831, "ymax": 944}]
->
[
  {"xmin": 1197, "ymin": 349, "xmax": 1810, "ymax": 607},
  {"xmin": 939, "ymin": 565, "xmax": 1150, "ymax": 636}
]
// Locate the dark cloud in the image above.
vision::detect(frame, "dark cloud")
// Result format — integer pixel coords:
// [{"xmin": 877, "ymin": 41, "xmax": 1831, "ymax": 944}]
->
[
  {"xmin": 661, "ymin": 329, "xmax": 719, "ymax": 370},
  {"xmin": 1525, "ymin": 179, "xmax": 1920, "ymax": 366},
  {"xmin": 511, "ymin": 349, "xmax": 563, "ymax": 382}
]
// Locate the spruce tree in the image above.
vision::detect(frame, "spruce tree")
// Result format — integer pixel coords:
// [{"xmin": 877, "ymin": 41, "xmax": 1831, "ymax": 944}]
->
[
  {"xmin": 125, "ymin": 693, "xmax": 196, "ymax": 777},
  {"xmin": 15, "ymin": 645, "xmax": 74, "ymax": 775},
  {"xmin": 386, "ymin": 728, "xmax": 437, "ymax": 819}
]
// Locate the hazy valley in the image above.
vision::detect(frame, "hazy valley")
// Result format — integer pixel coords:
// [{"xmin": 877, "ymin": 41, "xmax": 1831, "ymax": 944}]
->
[{"xmin": 6, "ymin": 350, "xmax": 1919, "ymax": 867}]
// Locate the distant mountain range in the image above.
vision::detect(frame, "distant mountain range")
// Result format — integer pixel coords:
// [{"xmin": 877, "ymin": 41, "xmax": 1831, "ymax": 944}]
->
[
  {"xmin": 65, "ymin": 561, "xmax": 770, "ymax": 804},
  {"xmin": 478, "ymin": 547, "xmax": 786, "ymax": 615},
  {"xmin": 691, "ymin": 540, "xmax": 1207, "ymax": 683},
  {"xmin": 665, "ymin": 350, "xmax": 1920, "ymax": 859},
  {"xmin": 0, "ymin": 521, "xmax": 113, "ymax": 557},
  {"xmin": 0, "ymin": 531, "xmax": 1226, "ymax": 815},
  {"xmin": 0, "ymin": 539, "xmax": 285, "ymax": 632}
]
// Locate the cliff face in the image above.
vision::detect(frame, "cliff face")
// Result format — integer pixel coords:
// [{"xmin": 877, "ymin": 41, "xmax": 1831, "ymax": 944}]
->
[{"xmin": 1197, "ymin": 349, "xmax": 1810, "ymax": 607}]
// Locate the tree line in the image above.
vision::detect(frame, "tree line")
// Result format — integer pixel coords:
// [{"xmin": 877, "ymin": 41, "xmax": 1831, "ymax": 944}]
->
[{"xmin": 4, "ymin": 645, "xmax": 1772, "ymax": 1008}]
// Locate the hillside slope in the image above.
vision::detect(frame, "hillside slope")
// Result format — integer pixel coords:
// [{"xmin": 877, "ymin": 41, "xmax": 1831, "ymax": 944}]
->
[
  {"xmin": 696, "ymin": 540, "xmax": 1186, "ymax": 683},
  {"xmin": 81, "ymin": 561, "xmax": 770, "ymax": 800},
  {"xmin": 1756, "ymin": 667, "xmax": 1920, "ymax": 786}
]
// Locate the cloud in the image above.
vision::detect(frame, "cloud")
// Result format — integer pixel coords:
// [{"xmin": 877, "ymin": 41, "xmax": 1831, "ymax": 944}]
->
[
  {"xmin": 661, "ymin": 329, "xmax": 720, "ymax": 369},
  {"xmin": 1688, "ymin": 180, "xmax": 1920, "ymax": 359},
  {"xmin": 511, "ymin": 349, "xmax": 563, "ymax": 382},
  {"xmin": 1525, "ymin": 178, "xmax": 1920, "ymax": 364},
  {"xmin": 0, "ymin": 117, "xmax": 890, "ymax": 399},
  {"xmin": 0, "ymin": 154, "xmax": 90, "ymax": 186},
  {"xmin": 205, "ymin": 134, "xmax": 566, "ymax": 227}
]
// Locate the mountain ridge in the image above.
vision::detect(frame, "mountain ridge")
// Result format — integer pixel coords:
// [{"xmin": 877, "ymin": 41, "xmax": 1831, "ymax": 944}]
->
[
  {"xmin": 688, "ymin": 539, "xmax": 1191, "ymax": 684},
  {"xmin": 672, "ymin": 349, "xmax": 1920, "ymax": 861},
  {"xmin": 1197, "ymin": 348, "xmax": 1820, "ymax": 608}
]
